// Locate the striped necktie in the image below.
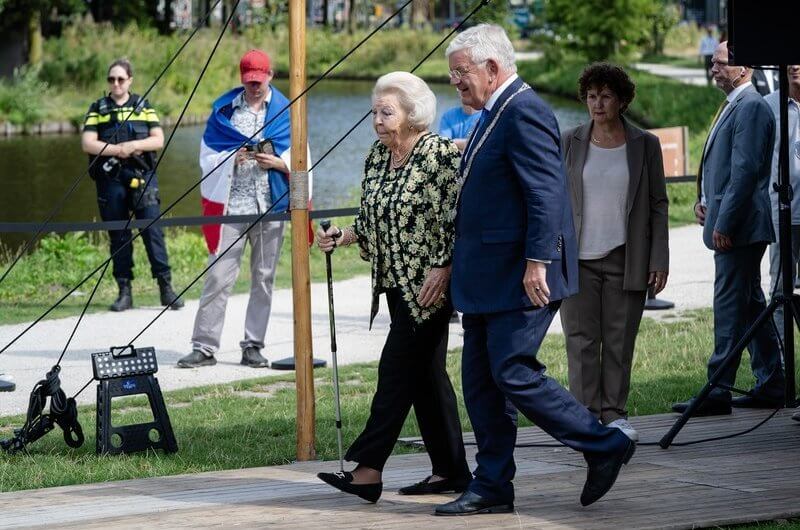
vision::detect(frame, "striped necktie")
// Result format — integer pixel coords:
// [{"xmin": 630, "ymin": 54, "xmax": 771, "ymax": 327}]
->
[{"xmin": 696, "ymin": 100, "xmax": 729, "ymax": 201}]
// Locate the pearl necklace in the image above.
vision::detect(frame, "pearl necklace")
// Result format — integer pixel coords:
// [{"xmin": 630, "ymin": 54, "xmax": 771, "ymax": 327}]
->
[{"xmin": 390, "ymin": 133, "xmax": 423, "ymax": 169}]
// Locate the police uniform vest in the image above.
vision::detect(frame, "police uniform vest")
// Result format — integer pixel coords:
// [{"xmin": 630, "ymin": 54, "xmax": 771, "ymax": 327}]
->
[{"xmin": 83, "ymin": 94, "xmax": 160, "ymax": 178}]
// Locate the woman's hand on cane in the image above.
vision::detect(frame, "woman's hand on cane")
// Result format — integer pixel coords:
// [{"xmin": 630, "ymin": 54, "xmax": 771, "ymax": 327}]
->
[{"xmin": 316, "ymin": 224, "xmax": 341, "ymax": 253}]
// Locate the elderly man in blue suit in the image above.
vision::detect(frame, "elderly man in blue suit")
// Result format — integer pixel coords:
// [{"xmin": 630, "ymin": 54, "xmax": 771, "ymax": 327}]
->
[
  {"xmin": 674, "ymin": 41, "xmax": 785, "ymax": 416},
  {"xmin": 434, "ymin": 25, "xmax": 635, "ymax": 516}
]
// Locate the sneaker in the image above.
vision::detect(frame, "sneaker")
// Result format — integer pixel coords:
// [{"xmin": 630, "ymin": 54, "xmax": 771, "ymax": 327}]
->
[
  {"xmin": 177, "ymin": 350, "xmax": 216, "ymax": 368},
  {"xmin": 606, "ymin": 418, "xmax": 639, "ymax": 442},
  {"xmin": 241, "ymin": 346, "xmax": 269, "ymax": 368}
]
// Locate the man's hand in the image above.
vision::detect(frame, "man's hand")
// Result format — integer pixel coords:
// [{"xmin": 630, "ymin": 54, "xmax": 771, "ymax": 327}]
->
[
  {"xmin": 418, "ymin": 266, "xmax": 451, "ymax": 308},
  {"xmin": 254, "ymin": 153, "xmax": 289, "ymax": 173},
  {"xmin": 694, "ymin": 202, "xmax": 707, "ymax": 226},
  {"xmin": 712, "ymin": 230, "xmax": 733, "ymax": 251},
  {"xmin": 117, "ymin": 142, "xmax": 138, "ymax": 159},
  {"xmin": 235, "ymin": 147, "xmax": 250, "ymax": 165},
  {"xmin": 523, "ymin": 260, "xmax": 550, "ymax": 307},
  {"xmin": 648, "ymin": 271, "xmax": 668, "ymax": 295}
]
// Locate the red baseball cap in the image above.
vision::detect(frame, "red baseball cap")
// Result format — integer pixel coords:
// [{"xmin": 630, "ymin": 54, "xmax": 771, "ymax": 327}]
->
[{"xmin": 240, "ymin": 49, "xmax": 271, "ymax": 84}]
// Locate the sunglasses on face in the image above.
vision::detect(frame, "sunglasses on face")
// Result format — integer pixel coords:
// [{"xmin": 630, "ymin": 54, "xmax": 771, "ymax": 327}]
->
[{"xmin": 107, "ymin": 76, "xmax": 129, "ymax": 84}]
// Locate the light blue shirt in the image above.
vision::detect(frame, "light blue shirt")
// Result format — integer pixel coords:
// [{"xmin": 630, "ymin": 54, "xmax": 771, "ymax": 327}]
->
[
  {"xmin": 438, "ymin": 106, "xmax": 481, "ymax": 140},
  {"xmin": 765, "ymin": 91, "xmax": 800, "ymax": 225}
]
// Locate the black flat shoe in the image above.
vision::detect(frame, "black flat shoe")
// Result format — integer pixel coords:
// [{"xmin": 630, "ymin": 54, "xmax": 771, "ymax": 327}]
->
[
  {"xmin": 398, "ymin": 475, "xmax": 471, "ymax": 495},
  {"xmin": 731, "ymin": 394, "xmax": 783, "ymax": 409},
  {"xmin": 434, "ymin": 490, "xmax": 514, "ymax": 516},
  {"xmin": 317, "ymin": 471, "xmax": 382, "ymax": 503},
  {"xmin": 580, "ymin": 439, "xmax": 636, "ymax": 507},
  {"xmin": 671, "ymin": 398, "xmax": 731, "ymax": 416}
]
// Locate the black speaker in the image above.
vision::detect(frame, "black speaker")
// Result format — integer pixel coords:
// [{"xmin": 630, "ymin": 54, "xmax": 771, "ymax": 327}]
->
[{"xmin": 728, "ymin": 0, "xmax": 800, "ymax": 66}]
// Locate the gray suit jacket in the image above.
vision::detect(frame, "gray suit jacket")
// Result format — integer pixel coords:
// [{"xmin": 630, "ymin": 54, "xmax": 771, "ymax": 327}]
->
[
  {"xmin": 561, "ymin": 119, "xmax": 669, "ymax": 291},
  {"xmin": 701, "ymin": 85, "xmax": 775, "ymax": 250}
]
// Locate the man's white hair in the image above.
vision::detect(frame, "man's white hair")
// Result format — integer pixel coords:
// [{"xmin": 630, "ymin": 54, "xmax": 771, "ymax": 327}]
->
[
  {"xmin": 445, "ymin": 24, "xmax": 516, "ymax": 73},
  {"xmin": 372, "ymin": 71, "xmax": 437, "ymax": 130}
]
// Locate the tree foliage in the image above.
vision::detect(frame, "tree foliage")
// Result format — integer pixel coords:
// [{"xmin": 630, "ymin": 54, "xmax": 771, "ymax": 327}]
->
[{"xmin": 544, "ymin": 0, "xmax": 675, "ymax": 61}]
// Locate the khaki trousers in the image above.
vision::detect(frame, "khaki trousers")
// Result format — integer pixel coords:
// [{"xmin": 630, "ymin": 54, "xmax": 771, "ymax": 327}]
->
[
  {"xmin": 191, "ymin": 221, "xmax": 285, "ymax": 355},
  {"xmin": 559, "ymin": 245, "xmax": 647, "ymax": 423}
]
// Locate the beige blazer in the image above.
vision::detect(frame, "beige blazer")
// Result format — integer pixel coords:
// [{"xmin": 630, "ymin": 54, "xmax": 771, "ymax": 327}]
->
[{"xmin": 561, "ymin": 119, "xmax": 669, "ymax": 291}]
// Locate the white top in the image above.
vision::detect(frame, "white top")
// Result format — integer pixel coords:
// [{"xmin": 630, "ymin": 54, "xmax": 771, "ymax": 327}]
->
[{"xmin": 580, "ymin": 143, "xmax": 629, "ymax": 260}]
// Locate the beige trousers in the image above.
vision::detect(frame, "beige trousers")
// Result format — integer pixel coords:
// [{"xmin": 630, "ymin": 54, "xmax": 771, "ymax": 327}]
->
[{"xmin": 559, "ymin": 245, "xmax": 647, "ymax": 424}]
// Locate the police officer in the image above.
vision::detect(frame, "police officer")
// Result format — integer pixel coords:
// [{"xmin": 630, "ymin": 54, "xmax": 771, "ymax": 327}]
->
[{"xmin": 81, "ymin": 58, "xmax": 183, "ymax": 312}]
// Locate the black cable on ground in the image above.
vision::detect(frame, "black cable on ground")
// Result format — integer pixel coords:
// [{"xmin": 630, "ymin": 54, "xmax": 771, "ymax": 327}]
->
[
  {"xmin": 0, "ymin": 0, "xmax": 423, "ymax": 356},
  {"xmin": 0, "ymin": 0, "xmax": 224, "ymax": 289},
  {"xmin": 401, "ymin": 407, "xmax": 784, "ymax": 449},
  {"xmin": 55, "ymin": 0, "xmax": 242, "ymax": 368}
]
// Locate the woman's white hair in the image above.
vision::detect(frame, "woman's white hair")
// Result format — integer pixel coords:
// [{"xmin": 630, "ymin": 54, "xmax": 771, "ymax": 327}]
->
[
  {"xmin": 372, "ymin": 71, "xmax": 437, "ymax": 130},
  {"xmin": 445, "ymin": 24, "xmax": 516, "ymax": 73}
]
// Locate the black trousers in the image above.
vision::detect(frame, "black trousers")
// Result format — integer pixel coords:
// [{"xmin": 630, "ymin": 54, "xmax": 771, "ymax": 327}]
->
[{"xmin": 345, "ymin": 289, "xmax": 470, "ymax": 479}]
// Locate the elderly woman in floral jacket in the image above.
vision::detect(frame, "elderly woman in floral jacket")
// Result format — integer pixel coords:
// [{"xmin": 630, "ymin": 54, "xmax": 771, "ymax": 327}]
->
[{"xmin": 316, "ymin": 71, "xmax": 471, "ymax": 503}]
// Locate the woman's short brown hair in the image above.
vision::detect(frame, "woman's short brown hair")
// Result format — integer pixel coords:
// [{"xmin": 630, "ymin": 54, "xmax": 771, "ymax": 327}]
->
[
  {"xmin": 578, "ymin": 63, "xmax": 636, "ymax": 115},
  {"xmin": 108, "ymin": 58, "xmax": 133, "ymax": 78}
]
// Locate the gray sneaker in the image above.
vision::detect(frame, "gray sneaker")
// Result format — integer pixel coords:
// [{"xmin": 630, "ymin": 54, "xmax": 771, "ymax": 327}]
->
[
  {"xmin": 177, "ymin": 350, "xmax": 216, "ymax": 368},
  {"xmin": 241, "ymin": 346, "xmax": 269, "ymax": 368}
]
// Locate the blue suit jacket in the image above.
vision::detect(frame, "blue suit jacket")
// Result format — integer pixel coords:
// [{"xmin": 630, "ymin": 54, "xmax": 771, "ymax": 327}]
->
[
  {"xmin": 451, "ymin": 77, "xmax": 578, "ymax": 314},
  {"xmin": 702, "ymin": 85, "xmax": 775, "ymax": 250}
]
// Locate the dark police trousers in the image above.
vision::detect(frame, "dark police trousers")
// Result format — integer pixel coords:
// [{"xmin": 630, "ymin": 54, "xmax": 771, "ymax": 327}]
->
[
  {"xmin": 345, "ymin": 289, "xmax": 471, "ymax": 480},
  {"xmin": 95, "ymin": 173, "xmax": 170, "ymax": 282}
]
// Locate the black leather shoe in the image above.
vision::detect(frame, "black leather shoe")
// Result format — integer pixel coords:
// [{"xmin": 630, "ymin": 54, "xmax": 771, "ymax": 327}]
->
[
  {"xmin": 241, "ymin": 346, "xmax": 269, "ymax": 368},
  {"xmin": 317, "ymin": 471, "xmax": 382, "ymax": 503},
  {"xmin": 671, "ymin": 398, "xmax": 732, "ymax": 416},
  {"xmin": 398, "ymin": 475, "xmax": 471, "ymax": 495},
  {"xmin": 177, "ymin": 350, "xmax": 216, "ymax": 368},
  {"xmin": 434, "ymin": 490, "xmax": 514, "ymax": 516},
  {"xmin": 580, "ymin": 439, "xmax": 636, "ymax": 507},
  {"xmin": 110, "ymin": 279, "xmax": 133, "ymax": 312},
  {"xmin": 731, "ymin": 394, "xmax": 783, "ymax": 409}
]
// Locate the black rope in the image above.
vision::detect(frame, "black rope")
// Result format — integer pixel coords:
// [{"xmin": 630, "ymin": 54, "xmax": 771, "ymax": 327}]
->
[
  {"xmin": 0, "ymin": 0, "xmax": 224, "ymax": 289},
  {"xmin": 55, "ymin": 0, "xmax": 242, "ymax": 368},
  {"xmin": 1, "ymin": 365, "xmax": 84, "ymax": 453},
  {"xmin": 0, "ymin": 0, "xmax": 421, "ymax": 356}
]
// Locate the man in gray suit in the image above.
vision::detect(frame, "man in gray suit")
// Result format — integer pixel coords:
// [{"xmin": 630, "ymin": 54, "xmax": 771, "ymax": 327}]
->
[{"xmin": 674, "ymin": 41, "xmax": 785, "ymax": 416}]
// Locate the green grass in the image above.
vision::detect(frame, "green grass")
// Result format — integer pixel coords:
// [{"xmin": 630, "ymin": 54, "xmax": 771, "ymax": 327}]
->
[
  {"xmin": 3, "ymin": 308, "xmax": 797, "ymax": 494},
  {"xmin": 0, "ymin": 217, "xmax": 369, "ymax": 326}
]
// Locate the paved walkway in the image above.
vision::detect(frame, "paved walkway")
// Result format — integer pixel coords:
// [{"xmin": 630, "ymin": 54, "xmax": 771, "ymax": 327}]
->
[
  {"xmin": 633, "ymin": 62, "xmax": 709, "ymax": 86},
  {"xmin": 0, "ymin": 224, "xmax": 773, "ymax": 416},
  {"xmin": 1, "ymin": 408, "xmax": 798, "ymax": 529}
]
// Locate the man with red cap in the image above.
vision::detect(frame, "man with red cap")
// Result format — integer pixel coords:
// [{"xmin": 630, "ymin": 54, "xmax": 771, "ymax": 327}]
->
[{"xmin": 178, "ymin": 49, "xmax": 311, "ymax": 369}]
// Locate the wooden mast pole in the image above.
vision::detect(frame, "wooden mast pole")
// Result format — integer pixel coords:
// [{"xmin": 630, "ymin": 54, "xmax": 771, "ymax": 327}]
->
[{"xmin": 289, "ymin": 0, "xmax": 315, "ymax": 461}]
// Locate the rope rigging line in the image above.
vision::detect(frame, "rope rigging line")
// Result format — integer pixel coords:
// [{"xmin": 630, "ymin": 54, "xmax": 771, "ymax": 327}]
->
[
  {"xmin": 307, "ymin": 0, "xmax": 491, "ymax": 174},
  {"xmin": 0, "ymin": 0, "xmax": 225, "ymax": 289},
  {"xmin": 0, "ymin": 0, "xmax": 423, "ymax": 356},
  {"xmin": 71, "ymin": 0, "xmax": 494, "ymax": 398},
  {"xmin": 54, "ymin": 0, "xmax": 243, "ymax": 368}
]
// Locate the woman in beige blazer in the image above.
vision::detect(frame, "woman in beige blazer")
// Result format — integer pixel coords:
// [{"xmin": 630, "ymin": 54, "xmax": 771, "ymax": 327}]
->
[{"xmin": 560, "ymin": 63, "xmax": 669, "ymax": 442}]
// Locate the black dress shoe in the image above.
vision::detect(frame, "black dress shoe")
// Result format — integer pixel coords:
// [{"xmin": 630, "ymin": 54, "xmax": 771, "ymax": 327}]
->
[
  {"xmin": 580, "ymin": 439, "xmax": 636, "ymax": 507},
  {"xmin": 731, "ymin": 394, "xmax": 783, "ymax": 409},
  {"xmin": 434, "ymin": 490, "xmax": 514, "ymax": 516},
  {"xmin": 398, "ymin": 475, "xmax": 471, "ymax": 495},
  {"xmin": 317, "ymin": 471, "xmax": 382, "ymax": 503},
  {"xmin": 671, "ymin": 398, "xmax": 731, "ymax": 416}
]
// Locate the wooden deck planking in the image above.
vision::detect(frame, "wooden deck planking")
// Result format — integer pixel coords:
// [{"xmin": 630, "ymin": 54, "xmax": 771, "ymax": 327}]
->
[{"xmin": 1, "ymin": 408, "xmax": 798, "ymax": 529}]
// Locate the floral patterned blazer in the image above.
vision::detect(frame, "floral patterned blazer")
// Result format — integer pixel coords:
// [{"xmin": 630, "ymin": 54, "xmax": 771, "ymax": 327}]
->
[{"xmin": 353, "ymin": 133, "xmax": 461, "ymax": 326}]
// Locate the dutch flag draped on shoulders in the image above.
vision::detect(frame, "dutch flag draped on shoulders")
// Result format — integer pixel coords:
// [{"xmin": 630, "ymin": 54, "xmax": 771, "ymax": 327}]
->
[{"xmin": 199, "ymin": 85, "xmax": 311, "ymax": 254}]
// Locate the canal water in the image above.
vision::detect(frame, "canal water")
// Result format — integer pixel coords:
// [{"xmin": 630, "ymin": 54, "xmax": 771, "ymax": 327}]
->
[{"xmin": 0, "ymin": 80, "xmax": 586, "ymax": 249}]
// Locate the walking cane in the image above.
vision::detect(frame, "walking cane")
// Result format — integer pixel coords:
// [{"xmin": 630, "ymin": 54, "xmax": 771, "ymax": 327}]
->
[{"xmin": 320, "ymin": 220, "xmax": 344, "ymax": 473}]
